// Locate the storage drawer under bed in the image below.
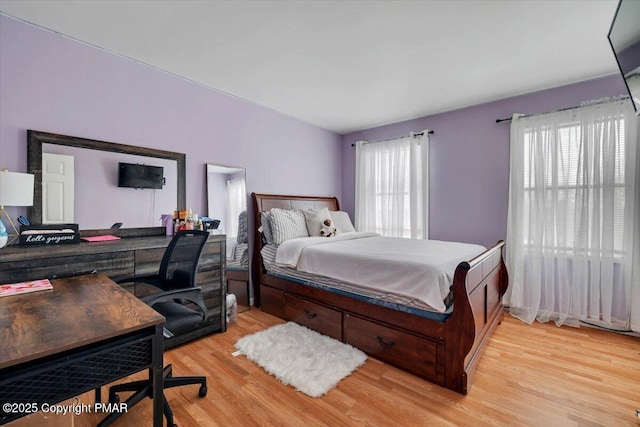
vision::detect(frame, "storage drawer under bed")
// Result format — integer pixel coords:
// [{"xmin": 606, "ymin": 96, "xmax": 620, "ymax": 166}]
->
[
  {"xmin": 284, "ymin": 293, "xmax": 342, "ymax": 340},
  {"xmin": 344, "ymin": 314, "xmax": 444, "ymax": 384}
]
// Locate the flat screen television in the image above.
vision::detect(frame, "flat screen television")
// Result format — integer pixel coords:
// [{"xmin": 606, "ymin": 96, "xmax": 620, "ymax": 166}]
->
[
  {"xmin": 118, "ymin": 162, "xmax": 164, "ymax": 189},
  {"xmin": 607, "ymin": 0, "xmax": 640, "ymax": 116}
]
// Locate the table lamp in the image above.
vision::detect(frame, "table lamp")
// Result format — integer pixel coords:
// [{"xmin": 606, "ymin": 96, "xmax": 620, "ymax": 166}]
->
[{"xmin": 0, "ymin": 169, "xmax": 35, "ymax": 248}]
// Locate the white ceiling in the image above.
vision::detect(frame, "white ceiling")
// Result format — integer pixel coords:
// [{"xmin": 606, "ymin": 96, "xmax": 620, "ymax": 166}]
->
[{"xmin": 0, "ymin": 0, "xmax": 621, "ymax": 134}]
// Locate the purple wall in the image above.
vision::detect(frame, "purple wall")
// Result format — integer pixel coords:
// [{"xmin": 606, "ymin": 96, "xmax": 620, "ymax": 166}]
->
[
  {"xmin": 341, "ymin": 75, "xmax": 628, "ymax": 247},
  {"xmin": 0, "ymin": 15, "xmax": 342, "ymax": 227}
]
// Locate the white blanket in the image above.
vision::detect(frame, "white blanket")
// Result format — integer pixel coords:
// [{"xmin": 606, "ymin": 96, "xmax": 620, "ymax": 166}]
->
[{"xmin": 276, "ymin": 233, "xmax": 485, "ymax": 313}]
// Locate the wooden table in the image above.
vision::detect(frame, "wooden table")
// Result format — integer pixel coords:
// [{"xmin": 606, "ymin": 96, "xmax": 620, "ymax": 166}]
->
[{"xmin": 0, "ymin": 273, "xmax": 165, "ymax": 426}]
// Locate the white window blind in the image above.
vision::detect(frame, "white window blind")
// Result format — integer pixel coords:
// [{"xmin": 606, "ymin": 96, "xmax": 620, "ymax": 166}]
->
[{"xmin": 522, "ymin": 117, "xmax": 626, "ymax": 255}]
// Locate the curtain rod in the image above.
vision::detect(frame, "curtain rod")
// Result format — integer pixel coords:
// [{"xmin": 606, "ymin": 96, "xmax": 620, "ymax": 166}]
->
[
  {"xmin": 496, "ymin": 96, "xmax": 630, "ymax": 123},
  {"xmin": 350, "ymin": 129, "xmax": 433, "ymax": 147}
]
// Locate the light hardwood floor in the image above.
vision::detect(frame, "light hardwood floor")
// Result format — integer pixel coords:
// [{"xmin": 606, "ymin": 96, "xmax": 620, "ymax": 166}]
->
[{"xmin": 10, "ymin": 309, "xmax": 640, "ymax": 427}]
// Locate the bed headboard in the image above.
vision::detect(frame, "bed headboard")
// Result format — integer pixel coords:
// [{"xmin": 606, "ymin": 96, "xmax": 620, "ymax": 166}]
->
[
  {"xmin": 252, "ymin": 193, "xmax": 340, "ymax": 213},
  {"xmin": 250, "ymin": 193, "xmax": 340, "ymax": 307}
]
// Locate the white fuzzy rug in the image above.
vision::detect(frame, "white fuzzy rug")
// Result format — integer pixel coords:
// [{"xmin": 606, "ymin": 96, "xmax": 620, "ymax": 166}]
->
[{"xmin": 234, "ymin": 322, "xmax": 367, "ymax": 397}]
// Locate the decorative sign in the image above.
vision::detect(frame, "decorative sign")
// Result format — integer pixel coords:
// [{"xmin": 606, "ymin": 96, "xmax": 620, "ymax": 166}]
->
[{"xmin": 19, "ymin": 224, "xmax": 80, "ymax": 245}]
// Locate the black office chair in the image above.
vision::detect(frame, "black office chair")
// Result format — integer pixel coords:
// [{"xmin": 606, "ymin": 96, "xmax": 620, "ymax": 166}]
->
[{"xmin": 99, "ymin": 230, "xmax": 211, "ymax": 427}]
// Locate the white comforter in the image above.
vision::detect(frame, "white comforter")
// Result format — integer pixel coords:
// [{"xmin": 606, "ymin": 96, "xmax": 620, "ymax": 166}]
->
[{"xmin": 275, "ymin": 232, "xmax": 485, "ymax": 313}]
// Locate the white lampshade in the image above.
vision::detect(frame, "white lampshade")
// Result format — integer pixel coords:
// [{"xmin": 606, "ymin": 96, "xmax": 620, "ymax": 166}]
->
[{"xmin": 0, "ymin": 170, "xmax": 35, "ymax": 207}]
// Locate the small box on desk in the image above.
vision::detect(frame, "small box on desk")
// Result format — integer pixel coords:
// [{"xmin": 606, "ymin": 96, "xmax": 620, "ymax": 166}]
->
[
  {"xmin": 201, "ymin": 218, "xmax": 220, "ymax": 231},
  {"xmin": 19, "ymin": 223, "xmax": 80, "ymax": 245}
]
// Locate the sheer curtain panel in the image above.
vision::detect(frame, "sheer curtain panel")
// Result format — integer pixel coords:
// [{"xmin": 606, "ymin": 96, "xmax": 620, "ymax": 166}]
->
[
  {"xmin": 355, "ymin": 131, "xmax": 429, "ymax": 239},
  {"xmin": 506, "ymin": 98, "xmax": 640, "ymax": 332}
]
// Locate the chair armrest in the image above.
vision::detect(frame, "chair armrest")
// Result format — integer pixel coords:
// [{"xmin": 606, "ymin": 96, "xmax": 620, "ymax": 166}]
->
[{"xmin": 141, "ymin": 287, "xmax": 208, "ymax": 321}]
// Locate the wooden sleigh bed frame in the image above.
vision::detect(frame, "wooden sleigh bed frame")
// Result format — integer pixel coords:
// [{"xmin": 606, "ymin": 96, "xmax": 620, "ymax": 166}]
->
[{"xmin": 251, "ymin": 193, "xmax": 508, "ymax": 395}]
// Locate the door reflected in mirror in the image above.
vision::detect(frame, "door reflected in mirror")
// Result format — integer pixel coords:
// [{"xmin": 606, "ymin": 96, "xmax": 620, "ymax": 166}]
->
[{"xmin": 206, "ymin": 164, "xmax": 250, "ymax": 312}]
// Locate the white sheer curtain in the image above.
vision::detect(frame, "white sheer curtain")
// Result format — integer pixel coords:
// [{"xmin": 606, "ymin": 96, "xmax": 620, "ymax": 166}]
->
[
  {"xmin": 226, "ymin": 177, "xmax": 246, "ymax": 238},
  {"xmin": 355, "ymin": 131, "xmax": 429, "ymax": 238},
  {"xmin": 506, "ymin": 98, "xmax": 640, "ymax": 332}
]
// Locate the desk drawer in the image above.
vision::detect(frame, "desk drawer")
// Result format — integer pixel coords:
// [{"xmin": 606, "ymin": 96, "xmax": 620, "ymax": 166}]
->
[
  {"xmin": 134, "ymin": 247, "xmax": 165, "ymax": 276},
  {"xmin": 0, "ymin": 252, "xmax": 134, "ymax": 283},
  {"xmin": 134, "ymin": 246, "xmax": 222, "ymax": 282},
  {"xmin": 284, "ymin": 294, "xmax": 342, "ymax": 340},
  {"xmin": 344, "ymin": 314, "xmax": 442, "ymax": 383},
  {"xmin": 200, "ymin": 243, "xmax": 222, "ymax": 271}
]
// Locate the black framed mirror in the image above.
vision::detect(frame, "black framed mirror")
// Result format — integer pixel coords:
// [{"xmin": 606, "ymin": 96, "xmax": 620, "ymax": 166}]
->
[
  {"xmin": 206, "ymin": 163, "xmax": 250, "ymax": 310},
  {"xmin": 608, "ymin": 0, "xmax": 640, "ymax": 115},
  {"xmin": 27, "ymin": 130, "xmax": 186, "ymax": 237}
]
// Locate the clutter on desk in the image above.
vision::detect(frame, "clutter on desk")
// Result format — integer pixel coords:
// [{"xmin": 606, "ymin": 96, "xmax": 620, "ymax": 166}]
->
[
  {"xmin": 201, "ymin": 217, "xmax": 220, "ymax": 231},
  {"xmin": 160, "ymin": 214, "xmax": 173, "ymax": 236},
  {"xmin": 169, "ymin": 209, "xmax": 217, "ymax": 233},
  {"xmin": 81, "ymin": 235, "xmax": 121, "ymax": 242},
  {"xmin": 0, "ymin": 278, "xmax": 53, "ymax": 297}
]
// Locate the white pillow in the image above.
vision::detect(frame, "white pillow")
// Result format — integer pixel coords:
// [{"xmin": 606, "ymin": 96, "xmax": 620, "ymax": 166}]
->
[
  {"xmin": 302, "ymin": 207, "xmax": 333, "ymax": 237},
  {"xmin": 330, "ymin": 211, "xmax": 356, "ymax": 233},
  {"xmin": 269, "ymin": 208, "xmax": 309, "ymax": 245}
]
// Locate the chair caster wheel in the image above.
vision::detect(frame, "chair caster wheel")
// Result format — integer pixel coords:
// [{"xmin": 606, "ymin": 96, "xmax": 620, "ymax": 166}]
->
[{"xmin": 198, "ymin": 384, "xmax": 207, "ymax": 397}]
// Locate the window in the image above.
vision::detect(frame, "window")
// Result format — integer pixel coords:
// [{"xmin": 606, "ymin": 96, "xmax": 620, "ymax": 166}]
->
[
  {"xmin": 368, "ymin": 145, "xmax": 412, "ymax": 237},
  {"xmin": 506, "ymin": 98, "xmax": 639, "ymax": 330},
  {"xmin": 355, "ymin": 132, "xmax": 429, "ymax": 239},
  {"xmin": 522, "ymin": 117, "xmax": 626, "ymax": 256}
]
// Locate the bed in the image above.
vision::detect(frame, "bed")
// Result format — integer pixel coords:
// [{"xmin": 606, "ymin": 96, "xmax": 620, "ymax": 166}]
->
[{"xmin": 251, "ymin": 193, "xmax": 508, "ymax": 394}]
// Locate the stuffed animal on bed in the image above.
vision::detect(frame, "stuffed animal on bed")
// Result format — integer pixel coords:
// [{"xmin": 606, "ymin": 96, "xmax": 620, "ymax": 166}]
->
[{"xmin": 319, "ymin": 218, "xmax": 338, "ymax": 237}]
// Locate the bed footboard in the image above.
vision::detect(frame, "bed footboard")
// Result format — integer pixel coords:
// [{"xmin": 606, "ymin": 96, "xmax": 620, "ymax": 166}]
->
[{"xmin": 445, "ymin": 240, "xmax": 508, "ymax": 394}]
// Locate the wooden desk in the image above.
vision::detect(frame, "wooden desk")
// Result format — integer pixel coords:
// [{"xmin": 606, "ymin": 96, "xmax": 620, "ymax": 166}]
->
[
  {"xmin": 0, "ymin": 273, "xmax": 165, "ymax": 426},
  {"xmin": 0, "ymin": 234, "xmax": 227, "ymax": 347}
]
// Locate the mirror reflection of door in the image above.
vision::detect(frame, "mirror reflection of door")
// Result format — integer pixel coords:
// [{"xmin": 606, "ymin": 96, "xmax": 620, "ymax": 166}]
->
[
  {"xmin": 206, "ymin": 164, "xmax": 250, "ymax": 313},
  {"xmin": 42, "ymin": 152, "xmax": 75, "ymax": 224}
]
